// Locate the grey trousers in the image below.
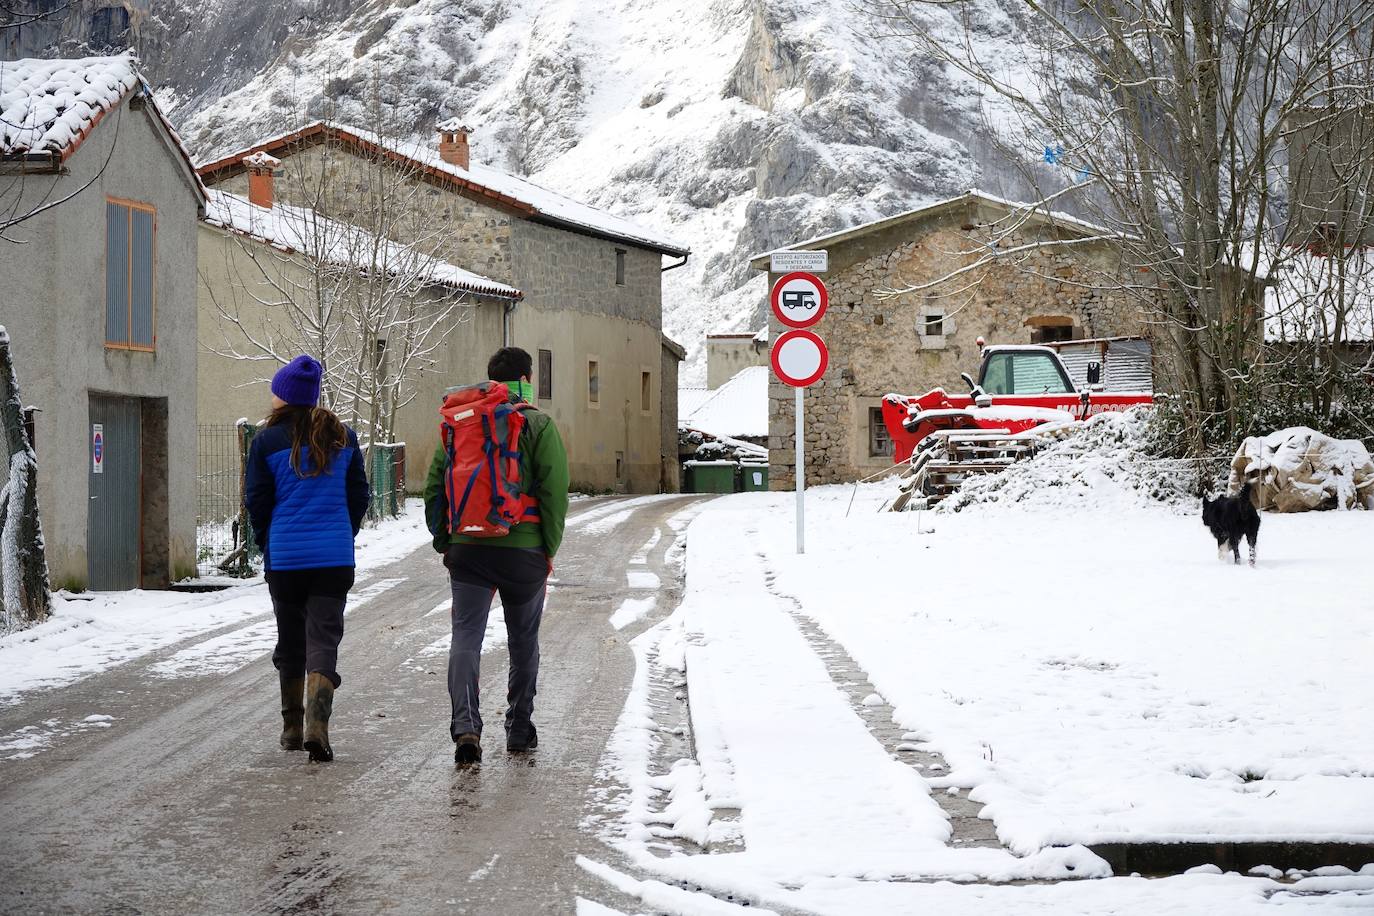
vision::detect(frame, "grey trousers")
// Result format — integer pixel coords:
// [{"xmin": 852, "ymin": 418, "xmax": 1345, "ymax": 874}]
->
[{"xmin": 445, "ymin": 545, "xmax": 548, "ymax": 741}]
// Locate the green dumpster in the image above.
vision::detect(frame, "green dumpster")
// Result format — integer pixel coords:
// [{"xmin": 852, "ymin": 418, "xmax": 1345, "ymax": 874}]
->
[
  {"xmin": 685, "ymin": 460, "xmax": 738, "ymax": 494},
  {"xmin": 739, "ymin": 464, "xmax": 769, "ymax": 491}
]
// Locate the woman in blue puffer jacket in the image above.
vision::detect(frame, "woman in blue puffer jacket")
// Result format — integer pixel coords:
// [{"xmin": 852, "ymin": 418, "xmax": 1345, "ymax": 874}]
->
[{"xmin": 245, "ymin": 355, "xmax": 370, "ymax": 762}]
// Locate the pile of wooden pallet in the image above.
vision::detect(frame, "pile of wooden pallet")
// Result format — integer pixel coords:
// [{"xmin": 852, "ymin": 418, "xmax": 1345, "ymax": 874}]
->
[{"xmin": 891, "ymin": 425, "xmax": 1070, "ymax": 511}]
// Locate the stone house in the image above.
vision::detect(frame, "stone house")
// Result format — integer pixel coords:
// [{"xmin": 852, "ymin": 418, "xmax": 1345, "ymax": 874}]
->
[
  {"xmin": 195, "ymin": 120, "xmax": 690, "ymax": 493},
  {"xmin": 0, "ymin": 55, "xmax": 205, "ymax": 590},
  {"xmin": 196, "ymin": 179, "xmax": 524, "ymax": 477},
  {"xmin": 749, "ymin": 190, "xmax": 1159, "ymax": 488}
]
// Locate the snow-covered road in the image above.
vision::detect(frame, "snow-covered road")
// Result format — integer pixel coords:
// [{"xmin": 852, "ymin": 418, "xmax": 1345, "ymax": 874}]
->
[{"xmin": 580, "ymin": 486, "xmax": 1374, "ymax": 914}]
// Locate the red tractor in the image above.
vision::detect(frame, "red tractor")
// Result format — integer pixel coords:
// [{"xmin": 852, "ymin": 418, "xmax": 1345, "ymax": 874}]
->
[{"xmin": 881, "ymin": 341, "xmax": 1154, "ymax": 466}]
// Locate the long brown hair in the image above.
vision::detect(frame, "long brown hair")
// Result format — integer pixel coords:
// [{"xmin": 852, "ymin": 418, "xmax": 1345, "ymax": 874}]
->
[{"xmin": 266, "ymin": 405, "xmax": 347, "ymax": 477}]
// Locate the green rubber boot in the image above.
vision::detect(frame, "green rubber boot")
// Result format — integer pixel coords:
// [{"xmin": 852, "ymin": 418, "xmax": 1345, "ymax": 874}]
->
[
  {"xmin": 303, "ymin": 672, "xmax": 335, "ymax": 762},
  {"xmin": 279, "ymin": 675, "xmax": 305, "ymax": 751}
]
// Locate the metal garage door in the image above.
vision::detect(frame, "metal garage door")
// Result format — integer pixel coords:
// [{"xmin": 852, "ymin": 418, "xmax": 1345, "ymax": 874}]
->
[{"xmin": 88, "ymin": 394, "xmax": 141, "ymax": 590}]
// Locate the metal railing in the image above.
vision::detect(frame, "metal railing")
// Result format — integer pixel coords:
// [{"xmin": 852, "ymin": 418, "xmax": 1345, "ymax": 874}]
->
[{"xmin": 195, "ymin": 426, "xmax": 406, "ymax": 577}]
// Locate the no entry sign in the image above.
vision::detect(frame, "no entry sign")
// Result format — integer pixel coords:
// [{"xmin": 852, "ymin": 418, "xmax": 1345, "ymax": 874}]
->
[
  {"xmin": 771, "ymin": 329, "xmax": 829, "ymax": 388},
  {"xmin": 770, "ymin": 272, "xmax": 828, "ymax": 328}
]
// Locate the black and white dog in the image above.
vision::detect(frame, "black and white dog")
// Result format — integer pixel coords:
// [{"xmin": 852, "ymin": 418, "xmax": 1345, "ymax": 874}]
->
[{"xmin": 1202, "ymin": 482, "xmax": 1261, "ymax": 567}]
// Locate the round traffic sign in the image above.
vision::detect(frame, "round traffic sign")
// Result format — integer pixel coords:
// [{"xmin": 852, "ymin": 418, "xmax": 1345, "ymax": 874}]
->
[
  {"xmin": 770, "ymin": 272, "xmax": 828, "ymax": 328},
  {"xmin": 771, "ymin": 330, "xmax": 829, "ymax": 388}
]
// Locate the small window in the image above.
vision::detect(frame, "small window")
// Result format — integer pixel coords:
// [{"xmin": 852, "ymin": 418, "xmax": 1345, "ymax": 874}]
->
[
  {"xmin": 105, "ymin": 199, "xmax": 156, "ymax": 350},
  {"xmin": 588, "ymin": 359, "xmax": 600, "ymax": 406},
  {"xmin": 1033, "ymin": 325, "xmax": 1075, "ymax": 343},
  {"xmin": 923, "ymin": 312, "xmax": 944, "ymax": 337},
  {"xmin": 615, "ymin": 248, "xmax": 626, "ymax": 286},
  {"xmin": 538, "ymin": 349, "xmax": 553, "ymax": 401},
  {"xmin": 641, "ymin": 371, "xmax": 652, "ymax": 412},
  {"xmin": 869, "ymin": 407, "xmax": 894, "ymax": 458}
]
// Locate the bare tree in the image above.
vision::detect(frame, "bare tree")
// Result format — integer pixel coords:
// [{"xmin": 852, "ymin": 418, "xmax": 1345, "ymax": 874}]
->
[
  {"xmin": 0, "ymin": 325, "xmax": 51, "ymax": 632},
  {"xmin": 199, "ymin": 135, "xmax": 477, "ymax": 474},
  {"xmin": 864, "ymin": 0, "xmax": 1374, "ymax": 450}
]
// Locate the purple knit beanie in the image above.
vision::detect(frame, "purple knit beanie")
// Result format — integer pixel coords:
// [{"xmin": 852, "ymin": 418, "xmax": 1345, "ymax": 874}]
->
[{"xmin": 271, "ymin": 355, "xmax": 322, "ymax": 407}]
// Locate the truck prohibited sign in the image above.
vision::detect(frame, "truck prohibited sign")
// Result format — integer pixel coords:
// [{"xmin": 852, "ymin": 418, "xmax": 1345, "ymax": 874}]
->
[
  {"xmin": 770, "ymin": 272, "xmax": 828, "ymax": 328},
  {"xmin": 771, "ymin": 329, "xmax": 829, "ymax": 388}
]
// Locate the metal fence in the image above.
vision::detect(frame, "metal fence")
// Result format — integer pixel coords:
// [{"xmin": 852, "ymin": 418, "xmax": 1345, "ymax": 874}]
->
[
  {"xmin": 195, "ymin": 425, "xmax": 406, "ymax": 578},
  {"xmin": 195, "ymin": 422, "xmax": 258, "ymax": 578}
]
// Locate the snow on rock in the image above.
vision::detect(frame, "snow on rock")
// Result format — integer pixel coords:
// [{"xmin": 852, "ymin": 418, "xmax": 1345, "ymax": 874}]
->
[
  {"xmin": 0, "ymin": 55, "xmax": 139, "ymax": 155},
  {"xmin": 136, "ymin": 0, "xmax": 1061, "ymax": 382},
  {"xmin": 1230, "ymin": 427, "xmax": 1374, "ymax": 512},
  {"xmin": 939, "ymin": 408, "xmax": 1196, "ymax": 514}
]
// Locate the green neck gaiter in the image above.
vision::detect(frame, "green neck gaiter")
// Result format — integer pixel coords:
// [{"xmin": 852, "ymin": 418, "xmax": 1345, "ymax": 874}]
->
[{"xmin": 508, "ymin": 380, "xmax": 535, "ymax": 403}]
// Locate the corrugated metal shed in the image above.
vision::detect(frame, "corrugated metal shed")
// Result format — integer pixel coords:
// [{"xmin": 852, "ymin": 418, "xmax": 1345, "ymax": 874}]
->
[{"xmin": 1047, "ymin": 337, "xmax": 1153, "ymax": 393}]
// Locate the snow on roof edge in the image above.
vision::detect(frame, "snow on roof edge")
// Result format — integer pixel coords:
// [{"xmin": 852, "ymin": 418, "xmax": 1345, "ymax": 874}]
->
[
  {"xmin": 195, "ymin": 119, "xmax": 689, "ymax": 256},
  {"xmin": 747, "ymin": 189, "xmax": 1126, "ymax": 266},
  {"xmin": 202, "ymin": 189, "xmax": 521, "ymax": 300}
]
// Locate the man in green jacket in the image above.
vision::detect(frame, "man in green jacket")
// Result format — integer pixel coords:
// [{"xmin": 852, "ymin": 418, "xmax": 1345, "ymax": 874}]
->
[{"xmin": 424, "ymin": 347, "xmax": 570, "ymax": 764}]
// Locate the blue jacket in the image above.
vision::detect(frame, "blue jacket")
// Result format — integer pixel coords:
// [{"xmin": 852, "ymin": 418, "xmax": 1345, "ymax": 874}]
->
[{"xmin": 245, "ymin": 423, "xmax": 371, "ymax": 571}]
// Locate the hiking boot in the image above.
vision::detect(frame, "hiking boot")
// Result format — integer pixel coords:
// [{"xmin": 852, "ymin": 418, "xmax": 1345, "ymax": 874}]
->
[
  {"xmin": 279, "ymin": 674, "xmax": 305, "ymax": 751},
  {"xmin": 303, "ymin": 672, "xmax": 335, "ymax": 763},
  {"xmin": 506, "ymin": 723, "xmax": 538, "ymax": 753},
  {"xmin": 454, "ymin": 732, "xmax": 482, "ymax": 766}
]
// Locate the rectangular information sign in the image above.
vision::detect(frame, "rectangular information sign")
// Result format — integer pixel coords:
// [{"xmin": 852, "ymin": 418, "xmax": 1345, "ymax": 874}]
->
[{"xmin": 770, "ymin": 250, "xmax": 828, "ymax": 273}]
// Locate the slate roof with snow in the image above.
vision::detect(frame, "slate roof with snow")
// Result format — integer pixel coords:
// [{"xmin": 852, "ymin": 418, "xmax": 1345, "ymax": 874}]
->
[
  {"xmin": 203, "ymin": 189, "xmax": 522, "ymax": 300},
  {"xmin": 1265, "ymin": 248, "xmax": 1374, "ymax": 344},
  {"xmin": 748, "ymin": 189, "xmax": 1126, "ymax": 268},
  {"xmin": 196, "ymin": 121, "xmax": 689, "ymax": 256},
  {"xmin": 680, "ymin": 365, "xmax": 769, "ymax": 439}
]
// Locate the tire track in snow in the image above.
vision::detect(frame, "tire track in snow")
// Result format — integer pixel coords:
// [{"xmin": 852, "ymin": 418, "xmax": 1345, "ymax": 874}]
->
[{"xmin": 753, "ymin": 549, "xmax": 1003, "ymax": 851}]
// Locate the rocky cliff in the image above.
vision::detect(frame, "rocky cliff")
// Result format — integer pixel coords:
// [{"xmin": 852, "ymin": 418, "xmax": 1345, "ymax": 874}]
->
[{"xmin": 5, "ymin": 0, "xmax": 1048, "ymax": 379}]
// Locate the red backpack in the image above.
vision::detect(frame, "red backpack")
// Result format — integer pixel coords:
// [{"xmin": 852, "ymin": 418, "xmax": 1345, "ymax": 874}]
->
[{"xmin": 439, "ymin": 382, "xmax": 540, "ymax": 537}]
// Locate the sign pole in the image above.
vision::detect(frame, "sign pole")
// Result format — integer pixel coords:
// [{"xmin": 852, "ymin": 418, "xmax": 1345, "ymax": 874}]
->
[
  {"xmin": 795, "ymin": 385, "xmax": 805, "ymax": 554},
  {"xmin": 768, "ymin": 268, "xmax": 827, "ymax": 558}
]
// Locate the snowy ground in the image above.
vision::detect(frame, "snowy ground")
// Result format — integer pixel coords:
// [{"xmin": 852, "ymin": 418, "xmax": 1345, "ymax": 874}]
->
[
  {"xmin": 0, "ymin": 501, "xmax": 432, "ymax": 708},
  {"xmin": 583, "ymin": 485, "xmax": 1374, "ymax": 913}
]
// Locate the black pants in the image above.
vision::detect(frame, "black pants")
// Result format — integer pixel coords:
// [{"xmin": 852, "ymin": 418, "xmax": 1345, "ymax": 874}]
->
[
  {"xmin": 444, "ymin": 545, "xmax": 547, "ymax": 741},
  {"xmin": 265, "ymin": 566, "xmax": 355, "ymax": 688}
]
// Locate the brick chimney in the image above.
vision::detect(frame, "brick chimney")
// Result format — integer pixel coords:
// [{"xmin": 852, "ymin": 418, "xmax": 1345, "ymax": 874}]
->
[
  {"xmin": 243, "ymin": 151, "xmax": 281, "ymax": 209},
  {"xmin": 437, "ymin": 118, "xmax": 473, "ymax": 170}
]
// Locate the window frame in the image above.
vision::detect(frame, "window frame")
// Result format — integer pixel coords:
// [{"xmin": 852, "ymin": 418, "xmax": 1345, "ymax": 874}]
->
[
  {"xmin": 640, "ymin": 368, "xmax": 653, "ymax": 414},
  {"xmin": 868, "ymin": 406, "xmax": 895, "ymax": 458},
  {"xmin": 587, "ymin": 356, "xmax": 601, "ymax": 409},
  {"xmin": 537, "ymin": 348, "xmax": 553, "ymax": 401},
  {"xmin": 614, "ymin": 248, "xmax": 627, "ymax": 287},
  {"xmin": 105, "ymin": 196, "xmax": 157, "ymax": 352}
]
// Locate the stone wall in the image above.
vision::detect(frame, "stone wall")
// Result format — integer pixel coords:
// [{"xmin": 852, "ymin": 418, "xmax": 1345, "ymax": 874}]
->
[
  {"xmin": 767, "ymin": 204, "xmax": 1158, "ymax": 488},
  {"xmin": 208, "ymin": 142, "xmax": 518, "ymax": 286}
]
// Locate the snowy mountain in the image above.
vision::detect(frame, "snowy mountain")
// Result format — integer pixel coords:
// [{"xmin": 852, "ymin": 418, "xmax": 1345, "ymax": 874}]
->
[{"xmin": 11, "ymin": 0, "xmax": 1050, "ymax": 380}]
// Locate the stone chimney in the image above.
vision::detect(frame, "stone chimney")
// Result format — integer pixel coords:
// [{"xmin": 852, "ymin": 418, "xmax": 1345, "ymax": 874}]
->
[
  {"xmin": 243, "ymin": 151, "xmax": 281, "ymax": 209},
  {"xmin": 437, "ymin": 118, "xmax": 474, "ymax": 170}
]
